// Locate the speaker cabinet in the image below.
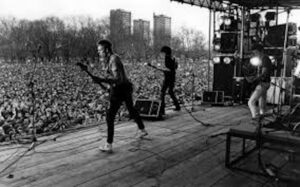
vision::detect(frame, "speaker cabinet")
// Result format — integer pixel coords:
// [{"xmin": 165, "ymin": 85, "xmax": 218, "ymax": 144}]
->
[
  {"xmin": 213, "ymin": 57, "xmax": 235, "ymax": 96},
  {"xmin": 220, "ymin": 33, "xmax": 238, "ymax": 53},
  {"xmin": 264, "ymin": 23, "xmax": 297, "ymax": 47},
  {"xmin": 134, "ymin": 99, "xmax": 161, "ymax": 118}
]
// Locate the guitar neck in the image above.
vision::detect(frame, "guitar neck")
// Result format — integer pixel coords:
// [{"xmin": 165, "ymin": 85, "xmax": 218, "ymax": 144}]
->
[
  {"xmin": 84, "ymin": 70, "xmax": 108, "ymax": 90},
  {"xmin": 84, "ymin": 70, "xmax": 94, "ymax": 78},
  {"xmin": 148, "ymin": 65, "xmax": 167, "ymax": 72}
]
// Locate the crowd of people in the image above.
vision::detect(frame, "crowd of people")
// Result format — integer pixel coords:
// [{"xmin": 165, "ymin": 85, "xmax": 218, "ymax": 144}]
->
[{"xmin": 0, "ymin": 57, "xmax": 209, "ymax": 142}]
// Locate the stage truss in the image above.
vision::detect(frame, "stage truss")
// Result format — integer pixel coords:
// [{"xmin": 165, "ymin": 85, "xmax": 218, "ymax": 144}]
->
[{"xmin": 171, "ymin": 0, "xmax": 300, "ymax": 9}]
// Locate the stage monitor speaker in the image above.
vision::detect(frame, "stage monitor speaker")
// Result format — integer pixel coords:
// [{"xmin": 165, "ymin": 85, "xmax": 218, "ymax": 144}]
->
[
  {"xmin": 213, "ymin": 57, "xmax": 235, "ymax": 96},
  {"xmin": 134, "ymin": 99, "xmax": 161, "ymax": 118},
  {"xmin": 220, "ymin": 33, "xmax": 237, "ymax": 53}
]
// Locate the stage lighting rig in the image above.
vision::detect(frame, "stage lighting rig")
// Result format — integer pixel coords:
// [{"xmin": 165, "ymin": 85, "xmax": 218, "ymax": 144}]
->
[
  {"xmin": 220, "ymin": 16, "xmax": 237, "ymax": 31},
  {"xmin": 212, "ymin": 56, "xmax": 234, "ymax": 65}
]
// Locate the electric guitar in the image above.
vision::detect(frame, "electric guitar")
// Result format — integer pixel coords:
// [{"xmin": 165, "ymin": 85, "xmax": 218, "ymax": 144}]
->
[
  {"xmin": 146, "ymin": 62, "xmax": 170, "ymax": 72},
  {"xmin": 76, "ymin": 62, "xmax": 108, "ymax": 91},
  {"xmin": 242, "ymin": 62, "xmax": 260, "ymax": 87}
]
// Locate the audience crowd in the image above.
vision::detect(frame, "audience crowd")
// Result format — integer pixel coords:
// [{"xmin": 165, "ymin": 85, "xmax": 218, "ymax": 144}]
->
[{"xmin": 0, "ymin": 57, "xmax": 209, "ymax": 142}]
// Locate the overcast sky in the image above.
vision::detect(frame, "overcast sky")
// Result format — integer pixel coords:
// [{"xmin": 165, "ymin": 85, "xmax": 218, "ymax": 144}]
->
[
  {"xmin": 0, "ymin": 0, "xmax": 210, "ymax": 32},
  {"xmin": 0, "ymin": 0, "xmax": 300, "ymax": 39}
]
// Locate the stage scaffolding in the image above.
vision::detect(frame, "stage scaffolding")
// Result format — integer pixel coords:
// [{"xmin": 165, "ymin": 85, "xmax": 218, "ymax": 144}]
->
[{"xmin": 171, "ymin": 0, "xmax": 300, "ymax": 106}]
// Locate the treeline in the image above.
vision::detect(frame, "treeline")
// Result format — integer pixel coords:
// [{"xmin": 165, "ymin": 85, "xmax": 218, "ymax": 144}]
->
[
  {"xmin": 0, "ymin": 15, "xmax": 208, "ymax": 63},
  {"xmin": 0, "ymin": 16, "xmax": 109, "ymax": 62}
]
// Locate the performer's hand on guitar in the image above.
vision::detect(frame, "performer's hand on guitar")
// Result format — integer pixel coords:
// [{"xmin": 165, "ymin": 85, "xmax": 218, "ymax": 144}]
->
[{"xmin": 76, "ymin": 62, "xmax": 108, "ymax": 90}]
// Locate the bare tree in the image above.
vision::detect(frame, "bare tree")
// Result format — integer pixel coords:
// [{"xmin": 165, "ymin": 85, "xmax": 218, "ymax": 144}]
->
[{"xmin": 172, "ymin": 26, "xmax": 206, "ymax": 59}]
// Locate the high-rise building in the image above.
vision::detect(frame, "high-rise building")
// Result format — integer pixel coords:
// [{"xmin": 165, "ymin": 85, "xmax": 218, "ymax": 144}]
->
[
  {"xmin": 153, "ymin": 14, "xmax": 171, "ymax": 52},
  {"xmin": 133, "ymin": 19, "xmax": 151, "ymax": 58},
  {"xmin": 133, "ymin": 19, "xmax": 150, "ymax": 41},
  {"xmin": 110, "ymin": 9, "xmax": 131, "ymax": 54},
  {"xmin": 110, "ymin": 9, "xmax": 131, "ymax": 36}
]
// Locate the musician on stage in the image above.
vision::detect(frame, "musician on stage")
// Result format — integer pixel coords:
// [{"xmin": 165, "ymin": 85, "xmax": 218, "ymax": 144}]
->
[
  {"xmin": 159, "ymin": 46, "xmax": 181, "ymax": 115},
  {"xmin": 247, "ymin": 43, "xmax": 272, "ymax": 124},
  {"xmin": 79, "ymin": 40, "xmax": 148, "ymax": 153}
]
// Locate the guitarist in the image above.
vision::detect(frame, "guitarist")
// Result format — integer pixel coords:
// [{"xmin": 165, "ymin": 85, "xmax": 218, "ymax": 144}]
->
[
  {"xmin": 78, "ymin": 39, "xmax": 148, "ymax": 153},
  {"xmin": 158, "ymin": 46, "xmax": 181, "ymax": 115},
  {"xmin": 247, "ymin": 43, "xmax": 272, "ymax": 124}
]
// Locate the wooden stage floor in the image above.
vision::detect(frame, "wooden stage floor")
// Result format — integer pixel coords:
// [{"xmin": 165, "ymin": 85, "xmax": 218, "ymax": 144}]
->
[{"xmin": 0, "ymin": 105, "xmax": 299, "ymax": 187}]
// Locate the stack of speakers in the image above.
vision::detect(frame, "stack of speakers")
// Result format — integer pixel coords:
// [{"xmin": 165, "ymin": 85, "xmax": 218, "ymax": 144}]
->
[{"xmin": 213, "ymin": 56, "xmax": 235, "ymax": 97}]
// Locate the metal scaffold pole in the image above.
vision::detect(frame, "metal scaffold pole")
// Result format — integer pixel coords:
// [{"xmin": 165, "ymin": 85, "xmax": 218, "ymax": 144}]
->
[{"xmin": 208, "ymin": 8, "xmax": 212, "ymax": 91}]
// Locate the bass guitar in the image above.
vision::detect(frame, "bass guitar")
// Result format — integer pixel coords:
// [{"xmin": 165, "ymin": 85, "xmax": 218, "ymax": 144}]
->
[
  {"xmin": 242, "ymin": 62, "xmax": 259, "ymax": 88},
  {"xmin": 146, "ymin": 62, "xmax": 170, "ymax": 72},
  {"xmin": 76, "ymin": 62, "xmax": 108, "ymax": 91}
]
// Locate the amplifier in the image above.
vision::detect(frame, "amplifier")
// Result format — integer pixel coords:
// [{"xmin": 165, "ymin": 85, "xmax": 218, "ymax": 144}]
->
[
  {"xmin": 134, "ymin": 99, "xmax": 162, "ymax": 118},
  {"xmin": 202, "ymin": 91, "xmax": 224, "ymax": 104}
]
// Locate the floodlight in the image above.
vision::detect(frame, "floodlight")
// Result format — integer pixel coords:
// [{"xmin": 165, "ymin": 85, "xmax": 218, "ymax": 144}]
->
[
  {"xmin": 269, "ymin": 56, "xmax": 276, "ymax": 63},
  {"xmin": 213, "ymin": 57, "xmax": 221, "ymax": 64},
  {"xmin": 250, "ymin": 56, "xmax": 262, "ymax": 66},
  {"xmin": 224, "ymin": 18, "xmax": 231, "ymax": 26},
  {"xmin": 223, "ymin": 57, "xmax": 232, "ymax": 64}
]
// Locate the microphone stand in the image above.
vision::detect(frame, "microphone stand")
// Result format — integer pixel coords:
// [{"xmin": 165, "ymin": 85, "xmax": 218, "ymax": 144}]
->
[
  {"xmin": 191, "ymin": 71, "xmax": 195, "ymax": 112},
  {"xmin": 27, "ymin": 45, "xmax": 41, "ymax": 151}
]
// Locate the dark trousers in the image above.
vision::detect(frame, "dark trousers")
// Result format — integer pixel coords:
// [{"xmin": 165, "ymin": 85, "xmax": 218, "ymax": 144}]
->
[
  {"xmin": 106, "ymin": 85, "xmax": 144, "ymax": 143},
  {"xmin": 160, "ymin": 79, "xmax": 180, "ymax": 114}
]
